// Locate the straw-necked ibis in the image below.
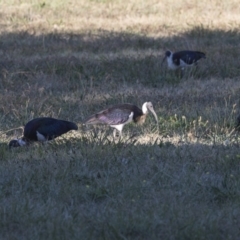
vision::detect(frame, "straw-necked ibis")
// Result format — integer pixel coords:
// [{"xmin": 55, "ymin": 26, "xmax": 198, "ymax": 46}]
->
[
  {"xmin": 162, "ymin": 50, "xmax": 206, "ymax": 77},
  {"xmin": 162, "ymin": 50, "xmax": 206, "ymax": 69},
  {"xmin": 84, "ymin": 102, "xmax": 158, "ymax": 137},
  {"xmin": 9, "ymin": 117, "xmax": 78, "ymax": 147}
]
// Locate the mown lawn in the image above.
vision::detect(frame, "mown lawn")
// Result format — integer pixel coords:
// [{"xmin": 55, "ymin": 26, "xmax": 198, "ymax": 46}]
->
[{"xmin": 1, "ymin": 0, "xmax": 240, "ymax": 239}]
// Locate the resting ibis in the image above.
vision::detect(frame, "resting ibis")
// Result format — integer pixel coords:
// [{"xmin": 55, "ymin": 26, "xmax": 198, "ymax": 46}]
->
[
  {"xmin": 9, "ymin": 117, "xmax": 78, "ymax": 148},
  {"xmin": 162, "ymin": 50, "xmax": 206, "ymax": 76},
  {"xmin": 84, "ymin": 102, "xmax": 158, "ymax": 137}
]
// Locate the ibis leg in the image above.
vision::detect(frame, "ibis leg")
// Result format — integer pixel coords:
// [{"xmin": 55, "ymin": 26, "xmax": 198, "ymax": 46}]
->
[
  {"xmin": 113, "ymin": 129, "xmax": 117, "ymax": 138},
  {"xmin": 113, "ymin": 129, "xmax": 122, "ymax": 139}
]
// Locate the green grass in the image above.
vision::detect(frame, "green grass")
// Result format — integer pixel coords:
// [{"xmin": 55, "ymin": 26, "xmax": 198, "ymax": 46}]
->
[{"xmin": 1, "ymin": 0, "xmax": 240, "ymax": 239}]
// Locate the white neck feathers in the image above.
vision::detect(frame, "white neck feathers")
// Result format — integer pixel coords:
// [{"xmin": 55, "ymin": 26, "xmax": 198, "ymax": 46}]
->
[
  {"xmin": 17, "ymin": 139, "xmax": 27, "ymax": 146},
  {"xmin": 142, "ymin": 102, "xmax": 149, "ymax": 114},
  {"xmin": 167, "ymin": 52, "xmax": 178, "ymax": 70}
]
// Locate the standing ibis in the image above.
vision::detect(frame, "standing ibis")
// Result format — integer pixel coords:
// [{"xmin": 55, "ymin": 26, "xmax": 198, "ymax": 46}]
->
[
  {"xmin": 162, "ymin": 50, "xmax": 206, "ymax": 77},
  {"xmin": 8, "ymin": 117, "xmax": 78, "ymax": 147},
  {"xmin": 84, "ymin": 102, "xmax": 158, "ymax": 137}
]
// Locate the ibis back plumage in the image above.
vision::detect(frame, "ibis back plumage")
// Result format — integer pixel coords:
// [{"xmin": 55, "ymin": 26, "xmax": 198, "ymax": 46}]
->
[{"xmin": 9, "ymin": 117, "xmax": 78, "ymax": 148}]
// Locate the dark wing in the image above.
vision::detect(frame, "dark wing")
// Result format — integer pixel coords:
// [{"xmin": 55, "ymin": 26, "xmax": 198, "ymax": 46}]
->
[
  {"xmin": 176, "ymin": 51, "xmax": 206, "ymax": 64},
  {"xmin": 85, "ymin": 109, "xmax": 132, "ymax": 125},
  {"xmin": 24, "ymin": 118, "xmax": 77, "ymax": 140},
  {"xmin": 97, "ymin": 108, "xmax": 133, "ymax": 125},
  {"xmin": 24, "ymin": 118, "xmax": 43, "ymax": 140},
  {"xmin": 37, "ymin": 120, "xmax": 77, "ymax": 140},
  {"xmin": 85, "ymin": 104, "xmax": 137, "ymax": 126}
]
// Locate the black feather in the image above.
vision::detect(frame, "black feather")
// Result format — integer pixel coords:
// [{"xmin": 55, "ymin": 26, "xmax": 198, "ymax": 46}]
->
[
  {"xmin": 173, "ymin": 50, "xmax": 206, "ymax": 66},
  {"xmin": 24, "ymin": 117, "xmax": 78, "ymax": 141}
]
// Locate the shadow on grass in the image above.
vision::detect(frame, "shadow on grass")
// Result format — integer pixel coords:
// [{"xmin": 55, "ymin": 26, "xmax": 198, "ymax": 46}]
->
[
  {"xmin": 1, "ymin": 26, "xmax": 240, "ymax": 83},
  {"xmin": 1, "ymin": 133, "xmax": 240, "ymax": 239}
]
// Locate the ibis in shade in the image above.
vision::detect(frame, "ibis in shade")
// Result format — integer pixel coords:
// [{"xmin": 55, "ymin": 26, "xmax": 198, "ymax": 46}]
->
[
  {"xmin": 8, "ymin": 117, "xmax": 78, "ymax": 148},
  {"xmin": 84, "ymin": 102, "xmax": 158, "ymax": 137},
  {"xmin": 162, "ymin": 50, "xmax": 206, "ymax": 76}
]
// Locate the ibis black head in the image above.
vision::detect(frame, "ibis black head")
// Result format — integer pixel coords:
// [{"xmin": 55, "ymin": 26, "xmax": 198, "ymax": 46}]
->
[
  {"xmin": 165, "ymin": 51, "xmax": 172, "ymax": 57},
  {"xmin": 8, "ymin": 138, "xmax": 27, "ymax": 148},
  {"xmin": 8, "ymin": 139, "xmax": 20, "ymax": 148},
  {"xmin": 161, "ymin": 50, "xmax": 172, "ymax": 66}
]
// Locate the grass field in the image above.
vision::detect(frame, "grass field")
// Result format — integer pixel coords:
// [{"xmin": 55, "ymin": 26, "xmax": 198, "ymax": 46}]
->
[{"xmin": 1, "ymin": 0, "xmax": 240, "ymax": 239}]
